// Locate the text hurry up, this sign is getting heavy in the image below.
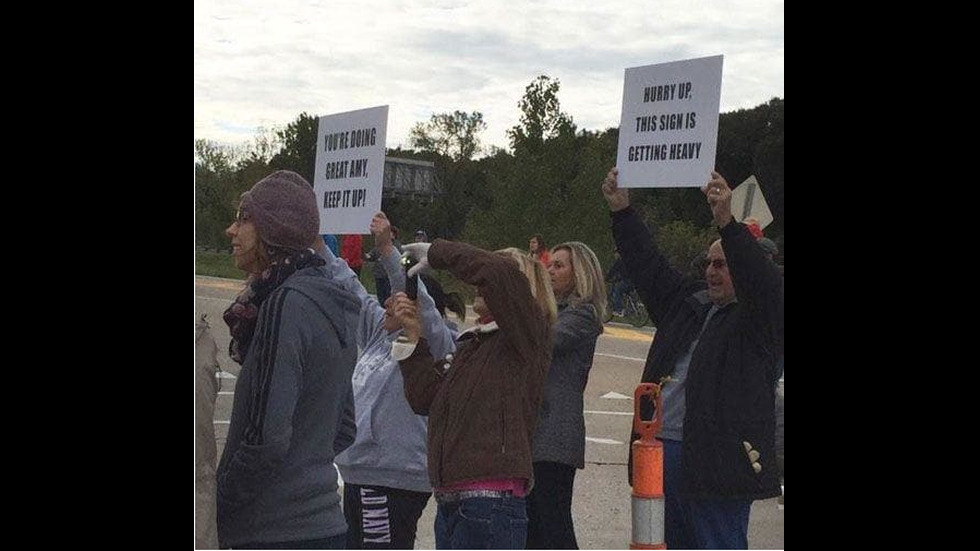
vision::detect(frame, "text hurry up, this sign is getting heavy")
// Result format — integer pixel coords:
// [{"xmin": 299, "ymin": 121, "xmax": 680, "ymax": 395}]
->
[{"xmin": 615, "ymin": 55, "xmax": 723, "ymax": 188}]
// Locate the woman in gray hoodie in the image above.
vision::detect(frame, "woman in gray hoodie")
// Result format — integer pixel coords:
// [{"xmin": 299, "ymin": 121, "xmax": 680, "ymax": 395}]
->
[
  {"xmin": 217, "ymin": 170, "xmax": 360, "ymax": 549},
  {"xmin": 328, "ymin": 212, "xmax": 464, "ymax": 549}
]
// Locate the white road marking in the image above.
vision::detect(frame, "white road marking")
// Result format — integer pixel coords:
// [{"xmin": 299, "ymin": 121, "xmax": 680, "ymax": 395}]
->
[
  {"xmin": 586, "ymin": 437, "xmax": 623, "ymax": 445},
  {"xmin": 217, "ymin": 371, "xmax": 237, "ymax": 379},
  {"xmin": 213, "ymin": 420, "xmax": 230, "ymax": 425},
  {"xmin": 594, "ymin": 352, "xmax": 645, "ymax": 362},
  {"xmin": 584, "ymin": 410, "xmax": 633, "ymax": 416},
  {"xmin": 601, "ymin": 391, "xmax": 632, "ymax": 400},
  {"xmin": 218, "ymin": 391, "xmax": 234, "ymax": 395},
  {"xmin": 196, "ymin": 295, "xmax": 233, "ymax": 303}
]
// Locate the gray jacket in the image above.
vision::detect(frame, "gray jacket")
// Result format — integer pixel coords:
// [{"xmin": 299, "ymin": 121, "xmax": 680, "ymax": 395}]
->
[
  {"xmin": 216, "ymin": 265, "xmax": 360, "ymax": 548},
  {"xmin": 325, "ymin": 246, "xmax": 457, "ymax": 492},
  {"xmin": 531, "ymin": 300, "xmax": 602, "ymax": 469}
]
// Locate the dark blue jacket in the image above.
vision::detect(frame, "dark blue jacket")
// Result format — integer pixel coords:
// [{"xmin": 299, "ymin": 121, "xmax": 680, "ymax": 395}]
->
[{"xmin": 613, "ymin": 206, "xmax": 783, "ymax": 500}]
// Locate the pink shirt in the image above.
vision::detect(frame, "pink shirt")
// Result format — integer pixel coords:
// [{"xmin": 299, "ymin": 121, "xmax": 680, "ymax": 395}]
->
[{"xmin": 435, "ymin": 478, "xmax": 528, "ymax": 498}]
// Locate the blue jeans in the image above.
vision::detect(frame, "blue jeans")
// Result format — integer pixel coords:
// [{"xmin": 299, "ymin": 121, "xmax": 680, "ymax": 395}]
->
[
  {"xmin": 662, "ymin": 439, "xmax": 751, "ymax": 549},
  {"xmin": 434, "ymin": 496, "xmax": 527, "ymax": 549}
]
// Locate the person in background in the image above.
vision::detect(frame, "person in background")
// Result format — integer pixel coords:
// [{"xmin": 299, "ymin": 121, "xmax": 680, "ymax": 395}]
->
[
  {"xmin": 341, "ymin": 234, "xmax": 364, "ymax": 276},
  {"xmin": 217, "ymin": 170, "xmax": 359, "ymax": 549},
  {"xmin": 529, "ymin": 234, "xmax": 550, "ymax": 267},
  {"xmin": 755, "ymin": 234, "xmax": 784, "ymax": 500},
  {"xmin": 414, "ymin": 229, "xmax": 429, "ymax": 243},
  {"xmin": 742, "ymin": 217, "xmax": 764, "ymax": 240},
  {"xmin": 757, "ymin": 237, "xmax": 780, "ymax": 268},
  {"xmin": 322, "ymin": 233, "xmax": 340, "ymax": 256},
  {"xmin": 364, "ymin": 226, "xmax": 403, "ymax": 306},
  {"xmin": 601, "ymin": 167, "xmax": 783, "ymax": 550},
  {"xmin": 196, "ymin": 314, "xmax": 220, "ymax": 549},
  {"xmin": 526, "ymin": 241, "xmax": 607, "ymax": 549},
  {"xmin": 392, "ymin": 240, "xmax": 557, "ymax": 549},
  {"xmin": 605, "ymin": 249, "xmax": 630, "ymax": 317}
]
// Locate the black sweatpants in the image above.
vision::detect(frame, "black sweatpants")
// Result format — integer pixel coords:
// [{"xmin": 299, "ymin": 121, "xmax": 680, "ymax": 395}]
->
[
  {"xmin": 343, "ymin": 483, "xmax": 431, "ymax": 549},
  {"xmin": 525, "ymin": 461, "xmax": 579, "ymax": 549}
]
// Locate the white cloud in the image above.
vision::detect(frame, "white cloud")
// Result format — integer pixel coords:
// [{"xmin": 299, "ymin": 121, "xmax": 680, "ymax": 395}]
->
[{"xmin": 195, "ymin": 0, "xmax": 783, "ymax": 152}]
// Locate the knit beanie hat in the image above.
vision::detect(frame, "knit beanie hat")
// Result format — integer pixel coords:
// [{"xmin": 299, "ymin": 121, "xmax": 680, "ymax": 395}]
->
[{"xmin": 239, "ymin": 170, "xmax": 319, "ymax": 251}]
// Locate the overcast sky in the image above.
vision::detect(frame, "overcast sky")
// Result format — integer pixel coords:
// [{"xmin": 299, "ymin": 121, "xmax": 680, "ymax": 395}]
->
[{"xmin": 195, "ymin": 0, "xmax": 783, "ymax": 155}]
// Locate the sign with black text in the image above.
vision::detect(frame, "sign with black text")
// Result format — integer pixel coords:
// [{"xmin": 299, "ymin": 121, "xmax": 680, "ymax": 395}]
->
[
  {"xmin": 615, "ymin": 55, "xmax": 723, "ymax": 188},
  {"xmin": 313, "ymin": 105, "xmax": 388, "ymax": 234},
  {"xmin": 731, "ymin": 175, "xmax": 773, "ymax": 229}
]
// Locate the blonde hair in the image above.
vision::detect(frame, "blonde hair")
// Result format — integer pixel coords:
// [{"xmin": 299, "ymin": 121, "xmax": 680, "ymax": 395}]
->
[
  {"xmin": 495, "ymin": 247, "xmax": 558, "ymax": 326},
  {"xmin": 551, "ymin": 242, "xmax": 608, "ymax": 327}
]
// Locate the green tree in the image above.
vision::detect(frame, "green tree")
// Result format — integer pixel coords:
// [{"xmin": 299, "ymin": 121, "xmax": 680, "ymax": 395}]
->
[
  {"xmin": 656, "ymin": 220, "xmax": 719, "ymax": 278},
  {"xmin": 195, "ymin": 139, "xmax": 238, "ymax": 250},
  {"xmin": 268, "ymin": 112, "xmax": 319, "ymax": 183},
  {"xmin": 400, "ymin": 112, "xmax": 492, "ymax": 241},
  {"xmin": 195, "ymin": 130, "xmax": 279, "ymax": 251},
  {"xmin": 715, "ymin": 97, "xmax": 784, "ymax": 239},
  {"xmin": 409, "ymin": 111, "xmax": 487, "ymax": 161},
  {"xmin": 508, "ymin": 75, "xmax": 575, "ymax": 154},
  {"xmin": 196, "ymin": 96, "xmax": 783, "ymax": 275},
  {"xmin": 463, "ymin": 75, "xmax": 589, "ymax": 252},
  {"xmin": 751, "ymin": 98, "xmax": 784, "ymax": 238}
]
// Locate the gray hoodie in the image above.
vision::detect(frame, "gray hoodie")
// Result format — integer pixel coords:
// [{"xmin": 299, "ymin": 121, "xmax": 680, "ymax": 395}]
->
[
  {"xmin": 216, "ymin": 264, "xmax": 360, "ymax": 548},
  {"xmin": 324, "ymin": 246, "xmax": 457, "ymax": 492}
]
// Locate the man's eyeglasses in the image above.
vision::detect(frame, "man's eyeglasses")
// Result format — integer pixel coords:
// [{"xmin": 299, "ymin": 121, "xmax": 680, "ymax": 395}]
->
[
  {"xmin": 706, "ymin": 258, "xmax": 727, "ymax": 270},
  {"xmin": 235, "ymin": 209, "xmax": 250, "ymax": 224}
]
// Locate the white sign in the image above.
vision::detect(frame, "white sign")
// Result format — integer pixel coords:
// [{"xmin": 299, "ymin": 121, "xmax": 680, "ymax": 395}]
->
[
  {"xmin": 313, "ymin": 105, "xmax": 388, "ymax": 234},
  {"xmin": 615, "ymin": 55, "xmax": 724, "ymax": 188},
  {"xmin": 730, "ymin": 175, "xmax": 773, "ymax": 229}
]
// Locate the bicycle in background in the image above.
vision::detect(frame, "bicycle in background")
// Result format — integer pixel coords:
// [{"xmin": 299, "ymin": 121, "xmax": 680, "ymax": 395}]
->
[{"xmin": 605, "ymin": 285, "xmax": 650, "ymax": 328}]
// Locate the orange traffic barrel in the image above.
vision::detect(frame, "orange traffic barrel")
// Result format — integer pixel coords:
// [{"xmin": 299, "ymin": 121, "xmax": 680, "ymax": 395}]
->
[{"xmin": 629, "ymin": 383, "xmax": 665, "ymax": 549}]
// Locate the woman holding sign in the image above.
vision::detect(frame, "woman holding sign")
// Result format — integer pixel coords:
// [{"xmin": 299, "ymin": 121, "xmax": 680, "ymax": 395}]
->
[{"xmin": 319, "ymin": 213, "xmax": 464, "ymax": 550}]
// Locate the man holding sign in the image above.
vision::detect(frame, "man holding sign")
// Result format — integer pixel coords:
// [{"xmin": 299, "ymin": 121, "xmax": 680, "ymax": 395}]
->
[{"xmin": 601, "ymin": 167, "xmax": 783, "ymax": 549}]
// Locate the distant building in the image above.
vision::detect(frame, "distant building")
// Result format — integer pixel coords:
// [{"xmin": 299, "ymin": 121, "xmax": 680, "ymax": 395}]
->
[{"xmin": 383, "ymin": 157, "xmax": 440, "ymax": 203}]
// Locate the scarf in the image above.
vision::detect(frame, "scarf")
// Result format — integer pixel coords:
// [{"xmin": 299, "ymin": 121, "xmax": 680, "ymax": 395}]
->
[{"xmin": 223, "ymin": 248, "xmax": 325, "ymax": 364}]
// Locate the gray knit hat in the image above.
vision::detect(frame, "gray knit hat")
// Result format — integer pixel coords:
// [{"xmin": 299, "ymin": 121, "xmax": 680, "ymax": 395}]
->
[{"xmin": 239, "ymin": 170, "xmax": 319, "ymax": 251}]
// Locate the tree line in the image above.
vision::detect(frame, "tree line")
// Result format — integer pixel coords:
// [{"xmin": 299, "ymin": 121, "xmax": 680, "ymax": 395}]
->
[{"xmin": 196, "ymin": 75, "xmax": 784, "ymax": 276}]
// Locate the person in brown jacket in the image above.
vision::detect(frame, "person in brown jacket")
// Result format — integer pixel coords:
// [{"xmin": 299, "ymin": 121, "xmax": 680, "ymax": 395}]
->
[{"xmin": 392, "ymin": 240, "xmax": 556, "ymax": 549}]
